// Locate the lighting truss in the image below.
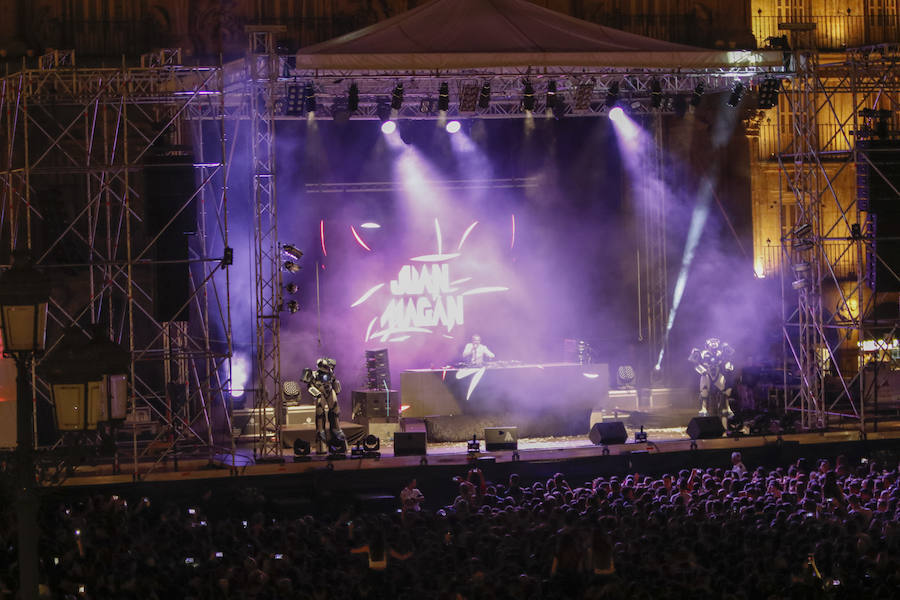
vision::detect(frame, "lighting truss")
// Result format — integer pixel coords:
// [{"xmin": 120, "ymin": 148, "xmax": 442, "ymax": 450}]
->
[{"xmin": 212, "ymin": 64, "xmax": 783, "ymax": 121}]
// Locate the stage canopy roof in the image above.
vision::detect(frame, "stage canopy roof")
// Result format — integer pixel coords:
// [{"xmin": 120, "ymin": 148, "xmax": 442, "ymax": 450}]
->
[{"xmin": 294, "ymin": 0, "xmax": 782, "ymax": 71}]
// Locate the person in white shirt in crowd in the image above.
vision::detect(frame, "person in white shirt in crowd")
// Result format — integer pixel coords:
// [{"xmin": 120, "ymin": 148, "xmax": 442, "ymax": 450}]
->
[
  {"xmin": 400, "ymin": 478, "xmax": 425, "ymax": 513},
  {"xmin": 731, "ymin": 451, "xmax": 748, "ymax": 477}
]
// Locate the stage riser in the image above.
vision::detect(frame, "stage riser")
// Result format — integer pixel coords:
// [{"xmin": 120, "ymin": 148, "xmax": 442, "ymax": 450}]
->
[{"xmin": 423, "ymin": 414, "xmax": 588, "ymax": 442}]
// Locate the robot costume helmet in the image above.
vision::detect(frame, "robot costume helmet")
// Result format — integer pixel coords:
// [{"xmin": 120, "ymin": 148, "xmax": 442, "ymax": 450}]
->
[{"xmin": 316, "ymin": 357, "xmax": 336, "ymax": 371}]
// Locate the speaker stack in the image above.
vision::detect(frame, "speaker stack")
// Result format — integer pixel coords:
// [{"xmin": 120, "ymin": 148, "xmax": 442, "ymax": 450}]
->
[{"xmin": 145, "ymin": 147, "xmax": 196, "ymax": 322}]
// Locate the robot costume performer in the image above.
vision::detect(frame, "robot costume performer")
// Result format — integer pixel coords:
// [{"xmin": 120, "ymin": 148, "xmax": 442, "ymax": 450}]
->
[
  {"xmin": 302, "ymin": 358, "xmax": 346, "ymax": 453},
  {"xmin": 688, "ymin": 338, "xmax": 736, "ymax": 418}
]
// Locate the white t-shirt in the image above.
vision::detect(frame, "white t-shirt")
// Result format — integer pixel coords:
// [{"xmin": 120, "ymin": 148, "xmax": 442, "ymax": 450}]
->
[{"xmin": 463, "ymin": 343, "xmax": 495, "ymax": 365}]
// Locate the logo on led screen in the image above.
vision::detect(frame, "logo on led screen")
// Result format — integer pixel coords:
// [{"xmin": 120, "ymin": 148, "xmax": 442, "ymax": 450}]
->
[{"xmin": 350, "ymin": 220, "xmax": 508, "ymax": 343}]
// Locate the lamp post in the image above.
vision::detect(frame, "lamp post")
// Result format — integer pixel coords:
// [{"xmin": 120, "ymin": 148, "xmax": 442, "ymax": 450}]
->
[{"xmin": 0, "ymin": 254, "xmax": 51, "ymax": 600}]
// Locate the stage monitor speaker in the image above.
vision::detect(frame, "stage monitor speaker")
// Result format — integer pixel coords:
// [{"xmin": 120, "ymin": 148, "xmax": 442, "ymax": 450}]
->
[
  {"xmin": 589, "ymin": 421, "xmax": 627, "ymax": 445},
  {"xmin": 393, "ymin": 431, "xmax": 427, "ymax": 456},
  {"xmin": 484, "ymin": 426, "xmax": 518, "ymax": 451},
  {"xmin": 687, "ymin": 416, "xmax": 725, "ymax": 439}
]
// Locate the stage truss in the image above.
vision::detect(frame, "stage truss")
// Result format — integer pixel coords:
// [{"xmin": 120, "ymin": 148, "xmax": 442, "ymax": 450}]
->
[
  {"xmin": 0, "ymin": 49, "xmax": 234, "ymax": 478},
  {"xmin": 2, "ymin": 37, "xmax": 786, "ymax": 464},
  {"xmin": 778, "ymin": 43, "xmax": 900, "ymax": 431}
]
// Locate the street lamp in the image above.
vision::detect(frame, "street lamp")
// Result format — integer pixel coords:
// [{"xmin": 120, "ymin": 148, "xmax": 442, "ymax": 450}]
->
[
  {"xmin": 41, "ymin": 327, "xmax": 129, "ymax": 431},
  {"xmin": 0, "ymin": 253, "xmax": 51, "ymax": 600}
]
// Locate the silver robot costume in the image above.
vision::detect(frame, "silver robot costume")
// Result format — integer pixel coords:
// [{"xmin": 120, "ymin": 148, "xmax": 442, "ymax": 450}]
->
[
  {"xmin": 688, "ymin": 338, "xmax": 736, "ymax": 417},
  {"xmin": 301, "ymin": 357, "xmax": 346, "ymax": 453}
]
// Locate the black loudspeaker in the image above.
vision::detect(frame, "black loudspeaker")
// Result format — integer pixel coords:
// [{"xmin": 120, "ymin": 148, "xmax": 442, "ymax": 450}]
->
[
  {"xmin": 351, "ymin": 390, "xmax": 399, "ymax": 420},
  {"xmin": 145, "ymin": 150, "xmax": 196, "ymax": 322},
  {"xmin": 393, "ymin": 431, "xmax": 427, "ymax": 456},
  {"xmin": 484, "ymin": 426, "xmax": 518, "ymax": 451},
  {"xmin": 365, "ymin": 349, "xmax": 391, "ymax": 390},
  {"xmin": 686, "ymin": 416, "xmax": 725, "ymax": 439},
  {"xmin": 589, "ymin": 421, "xmax": 628, "ymax": 445},
  {"xmin": 857, "ymin": 140, "xmax": 900, "ymax": 292}
]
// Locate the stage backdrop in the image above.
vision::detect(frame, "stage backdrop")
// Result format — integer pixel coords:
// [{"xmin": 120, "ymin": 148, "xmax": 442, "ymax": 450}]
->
[{"xmin": 273, "ymin": 117, "xmax": 635, "ymax": 400}]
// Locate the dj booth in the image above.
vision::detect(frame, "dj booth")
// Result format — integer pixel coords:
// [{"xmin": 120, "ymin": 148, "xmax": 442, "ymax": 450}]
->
[{"xmin": 400, "ymin": 362, "xmax": 608, "ymax": 438}]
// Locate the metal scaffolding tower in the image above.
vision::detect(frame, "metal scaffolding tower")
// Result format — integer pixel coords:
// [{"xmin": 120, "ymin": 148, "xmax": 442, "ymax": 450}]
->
[
  {"xmin": 779, "ymin": 42, "xmax": 900, "ymax": 431},
  {"xmin": 0, "ymin": 49, "xmax": 233, "ymax": 476}
]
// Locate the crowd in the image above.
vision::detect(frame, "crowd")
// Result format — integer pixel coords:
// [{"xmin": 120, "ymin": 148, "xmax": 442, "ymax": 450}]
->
[{"xmin": 0, "ymin": 450, "xmax": 899, "ymax": 599}]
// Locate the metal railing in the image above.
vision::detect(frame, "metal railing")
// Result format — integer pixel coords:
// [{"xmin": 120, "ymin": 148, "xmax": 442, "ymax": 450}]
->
[
  {"xmin": 752, "ymin": 14, "xmax": 900, "ymax": 51},
  {"xmin": 757, "ymin": 121, "xmax": 856, "ymax": 160},
  {"xmin": 759, "ymin": 242, "xmax": 860, "ymax": 281}
]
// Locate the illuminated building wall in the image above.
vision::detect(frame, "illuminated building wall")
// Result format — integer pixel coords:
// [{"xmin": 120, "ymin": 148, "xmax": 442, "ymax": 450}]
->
[{"xmin": 748, "ymin": 0, "xmax": 900, "ymax": 292}]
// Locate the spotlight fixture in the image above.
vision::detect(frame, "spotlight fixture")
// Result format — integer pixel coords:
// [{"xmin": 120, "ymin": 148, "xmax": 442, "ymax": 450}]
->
[
  {"xmin": 438, "ymin": 82, "xmax": 450, "ymax": 112},
  {"xmin": 616, "ymin": 365, "xmax": 636, "ymax": 389},
  {"xmin": 348, "ymin": 83, "xmax": 359, "ymax": 112},
  {"xmin": 287, "ymin": 300, "xmax": 299, "ymax": 314},
  {"xmin": 792, "ymin": 238, "xmax": 815, "ymax": 252},
  {"xmin": 477, "ymin": 81, "xmax": 491, "ymax": 109},
  {"xmin": 283, "ymin": 261, "xmax": 301, "ymax": 273},
  {"xmin": 285, "ymin": 83, "xmax": 303, "ymax": 116},
  {"xmin": 381, "ymin": 120, "xmax": 396, "ymax": 134},
  {"xmin": 282, "ymin": 380, "xmax": 301, "ymax": 401},
  {"xmin": 522, "ymin": 80, "xmax": 535, "ymax": 112},
  {"xmin": 303, "ymin": 82, "xmax": 316, "ymax": 113},
  {"xmin": 363, "ymin": 434, "xmax": 380, "ymax": 453},
  {"xmin": 650, "ymin": 78, "xmax": 662, "ymax": 108},
  {"xmin": 690, "ymin": 82, "xmax": 705, "ymax": 107},
  {"xmin": 350, "ymin": 435, "xmax": 381, "ymax": 459},
  {"xmin": 605, "ymin": 81, "xmax": 620, "ymax": 108},
  {"xmin": 791, "ymin": 222, "xmax": 814, "ymax": 251},
  {"xmin": 545, "ymin": 80, "xmax": 557, "ymax": 110},
  {"xmin": 391, "ymin": 83, "xmax": 404, "ymax": 111},
  {"xmin": 445, "ymin": 120, "xmax": 461, "ymax": 134},
  {"xmin": 574, "ymin": 81, "xmax": 594, "ymax": 110},
  {"xmin": 757, "ymin": 77, "xmax": 781, "ymax": 110},
  {"xmin": 328, "ymin": 436, "xmax": 347, "ymax": 456},
  {"xmin": 282, "ymin": 244, "xmax": 303, "ymax": 261},
  {"xmin": 285, "ymin": 283, "xmax": 299, "ymax": 294},
  {"xmin": 459, "ymin": 83, "xmax": 479, "ymax": 112},
  {"xmin": 792, "ymin": 223, "xmax": 812, "ymax": 238},
  {"xmin": 791, "ymin": 261, "xmax": 811, "ymax": 290},
  {"xmin": 727, "ymin": 81, "xmax": 744, "ymax": 108}
]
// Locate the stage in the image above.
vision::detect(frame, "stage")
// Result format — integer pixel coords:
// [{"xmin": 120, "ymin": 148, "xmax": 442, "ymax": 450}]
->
[{"xmin": 47, "ymin": 417, "xmax": 900, "ymax": 496}]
